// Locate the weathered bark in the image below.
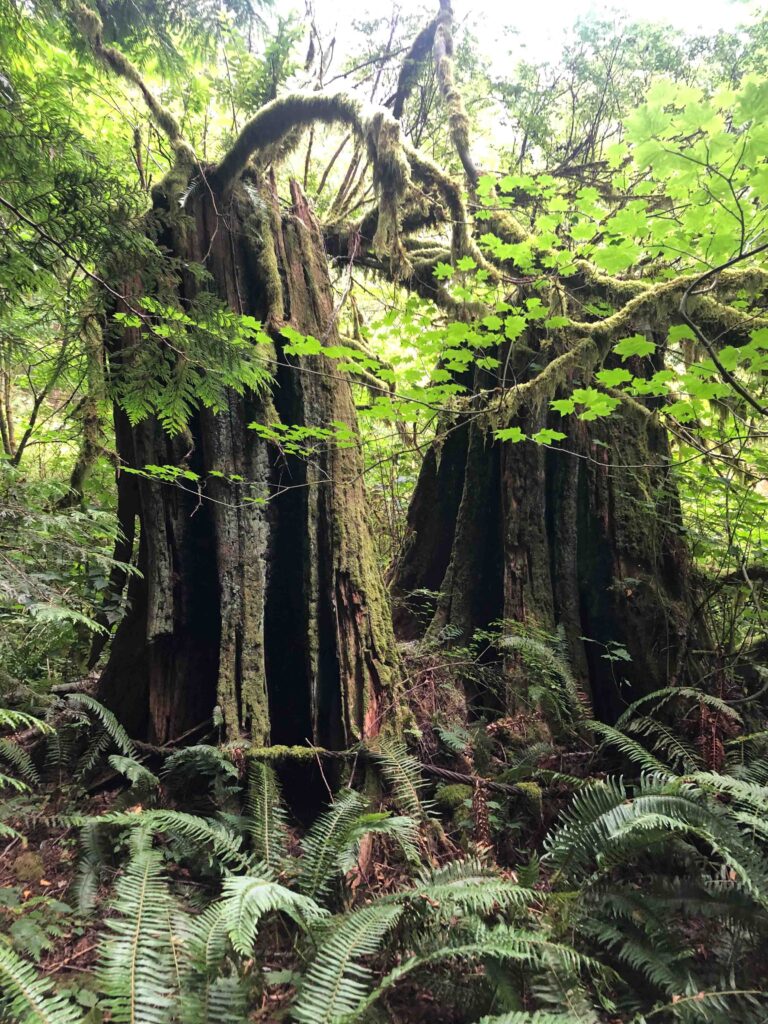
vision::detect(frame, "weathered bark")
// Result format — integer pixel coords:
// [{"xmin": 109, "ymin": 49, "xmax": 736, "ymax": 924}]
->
[
  {"xmin": 391, "ymin": 381, "xmax": 702, "ymax": 723},
  {"xmin": 98, "ymin": 175, "xmax": 397, "ymax": 748}
]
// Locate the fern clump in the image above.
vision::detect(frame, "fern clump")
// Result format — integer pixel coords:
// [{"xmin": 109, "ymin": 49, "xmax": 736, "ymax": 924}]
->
[
  {"xmin": 298, "ymin": 789, "xmax": 420, "ymax": 901},
  {"xmin": 0, "ymin": 944, "xmax": 84, "ymax": 1024}
]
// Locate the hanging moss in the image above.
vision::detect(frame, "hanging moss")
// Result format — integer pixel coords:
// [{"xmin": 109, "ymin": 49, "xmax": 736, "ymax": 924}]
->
[
  {"xmin": 238, "ymin": 173, "xmax": 285, "ymax": 326},
  {"xmin": 433, "ymin": 0, "xmax": 476, "ymax": 187},
  {"xmin": 393, "ymin": 17, "xmax": 439, "ymax": 120}
]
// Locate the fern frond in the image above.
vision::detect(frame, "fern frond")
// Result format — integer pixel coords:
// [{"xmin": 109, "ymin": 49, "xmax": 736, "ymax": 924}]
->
[
  {"xmin": 337, "ymin": 812, "xmax": 421, "ymax": 872},
  {"xmin": 0, "ymin": 708, "xmax": 52, "ymax": 733},
  {"xmin": 543, "ymin": 776, "xmax": 628, "ymax": 879},
  {"xmin": 730, "ymin": 756, "xmax": 768, "ymax": 786},
  {"xmin": 76, "ymin": 728, "xmax": 112, "ymax": 777},
  {"xmin": 176, "ymin": 906, "xmax": 244, "ymax": 1024},
  {"xmin": 291, "ymin": 903, "xmax": 404, "ymax": 1024},
  {"xmin": 298, "ymin": 791, "xmax": 366, "ymax": 900},
  {"xmin": 161, "ymin": 746, "xmax": 239, "ymax": 789},
  {"xmin": 75, "ymin": 809, "xmax": 249, "ymax": 871},
  {"xmin": 97, "ymin": 846, "xmax": 177, "ymax": 1024},
  {"xmin": 688, "ymin": 773, "xmax": 768, "ymax": 815},
  {"xmin": 0, "ymin": 770, "xmax": 29, "ymax": 793},
  {"xmin": 109, "ymin": 755, "xmax": 161, "ymax": 794},
  {"xmin": 174, "ymin": 870, "xmax": 324, "ymax": 1023},
  {"xmin": 545, "ymin": 773, "xmax": 768, "ymax": 902},
  {"xmin": 577, "ymin": 913, "xmax": 689, "ymax": 993},
  {"xmin": 586, "ymin": 720, "xmax": 672, "ymax": 774},
  {"xmin": 65, "ymin": 694, "xmax": 135, "ymax": 757},
  {"xmin": 369, "ymin": 739, "xmax": 431, "ymax": 819},
  {"xmin": 72, "ymin": 820, "xmax": 111, "ymax": 913},
  {"xmin": 500, "ymin": 632, "xmax": 587, "ymax": 723},
  {"xmin": 298, "ymin": 790, "xmax": 421, "ymax": 901},
  {"xmin": 245, "ymin": 760, "xmax": 290, "ymax": 869},
  {"xmin": 435, "ymin": 724, "xmax": 472, "ymax": 755},
  {"xmin": 615, "ymin": 687, "xmax": 742, "ymax": 729},
  {"xmin": 0, "ymin": 813, "xmax": 22, "ymax": 834},
  {"xmin": 177, "ymin": 971, "xmax": 248, "ymax": 1024},
  {"xmin": 533, "ymin": 768, "xmax": 593, "ymax": 789},
  {"xmin": 0, "ymin": 944, "xmax": 84, "ymax": 1024},
  {"xmin": 625, "ymin": 716, "xmax": 700, "ymax": 772},
  {"xmin": 217, "ymin": 872, "xmax": 326, "ymax": 955},
  {"xmin": 399, "ymin": 857, "xmax": 538, "ymax": 918},
  {"xmin": 471, "ymin": 1015, "xmax": 585, "ymax": 1023},
  {"xmin": 637, "ymin": 988, "xmax": 768, "ymax": 1022},
  {"xmin": 0, "ymin": 738, "xmax": 40, "ymax": 785},
  {"xmin": 353, "ymin": 925, "xmax": 608, "ymax": 1022}
]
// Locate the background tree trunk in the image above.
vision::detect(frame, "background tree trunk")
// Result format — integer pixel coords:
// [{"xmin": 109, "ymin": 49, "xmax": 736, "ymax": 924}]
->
[
  {"xmin": 391, "ymin": 386, "xmax": 702, "ymax": 723},
  {"xmin": 98, "ymin": 175, "xmax": 397, "ymax": 748}
]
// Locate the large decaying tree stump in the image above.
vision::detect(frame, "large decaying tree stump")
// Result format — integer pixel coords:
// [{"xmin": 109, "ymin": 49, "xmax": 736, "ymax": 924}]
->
[
  {"xmin": 83, "ymin": 0, "xmax": 718, "ymax": 744},
  {"xmin": 391, "ymin": 383, "xmax": 702, "ymax": 724},
  {"xmin": 99, "ymin": 174, "xmax": 397, "ymax": 747}
]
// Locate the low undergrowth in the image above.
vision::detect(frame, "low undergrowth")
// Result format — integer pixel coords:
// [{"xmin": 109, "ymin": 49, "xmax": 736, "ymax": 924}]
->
[{"xmin": 2, "ymin": 633, "xmax": 768, "ymax": 1024}]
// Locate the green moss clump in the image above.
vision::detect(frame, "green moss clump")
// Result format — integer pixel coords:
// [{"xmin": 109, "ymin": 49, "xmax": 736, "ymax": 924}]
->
[
  {"xmin": 514, "ymin": 781, "xmax": 543, "ymax": 805},
  {"xmin": 13, "ymin": 851, "xmax": 45, "ymax": 884},
  {"xmin": 247, "ymin": 744, "xmax": 329, "ymax": 761},
  {"xmin": 435, "ymin": 783, "xmax": 473, "ymax": 812}
]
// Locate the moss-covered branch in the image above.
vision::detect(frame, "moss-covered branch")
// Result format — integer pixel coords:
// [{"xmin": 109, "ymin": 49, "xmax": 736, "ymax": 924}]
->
[
  {"xmin": 679, "ymin": 247, "xmax": 768, "ymax": 417},
  {"xmin": 70, "ymin": 2, "xmax": 195, "ymax": 165},
  {"xmin": 428, "ymin": 1, "xmax": 532, "ymax": 251},
  {"xmin": 393, "ymin": 17, "xmax": 439, "ymax": 120},
  {"xmin": 433, "ymin": 0, "xmax": 477, "ymax": 188},
  {"xmin": 210, "ymin": 92, "xmax": 411, "ymax": 269},
  {"xmin": 569, "ymin": 273, "xmax": 768, "ymax": 345}
]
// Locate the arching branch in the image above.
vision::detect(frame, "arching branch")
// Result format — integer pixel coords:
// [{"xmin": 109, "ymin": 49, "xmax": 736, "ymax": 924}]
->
[
  {"xmin": 209, "ymin": 92, "xmax": 411, "ymax": 270},
  {"xmin": 69, "ymin": 3, "xmax": 195, "ymax": 165}
]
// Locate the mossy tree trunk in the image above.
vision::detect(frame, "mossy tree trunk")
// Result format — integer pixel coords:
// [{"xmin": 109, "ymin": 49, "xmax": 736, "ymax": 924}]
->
[
  {"xmin": 99, "ymin": 176, "xmax": 397, "ymax": 747},
  {"xmin": 391, "ymin": 370, "xmax": 702, "ymax": 723}
]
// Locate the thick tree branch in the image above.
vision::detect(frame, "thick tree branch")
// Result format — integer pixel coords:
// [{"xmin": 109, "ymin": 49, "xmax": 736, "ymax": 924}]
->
[{"xmin": 428, "ymin": 0, "xmax": 532, "ymax": 251}]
